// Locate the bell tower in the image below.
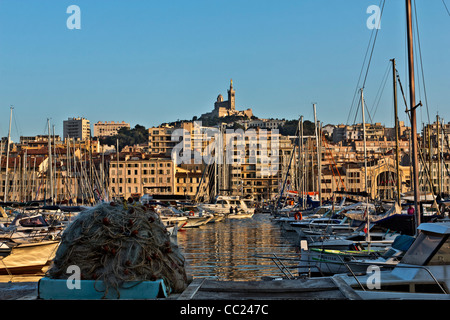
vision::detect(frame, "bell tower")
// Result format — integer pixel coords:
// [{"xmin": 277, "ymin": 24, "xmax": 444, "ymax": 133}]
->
[{"xmin": 227, "ymin": 79, "xmax": 235, "ymax": 110}]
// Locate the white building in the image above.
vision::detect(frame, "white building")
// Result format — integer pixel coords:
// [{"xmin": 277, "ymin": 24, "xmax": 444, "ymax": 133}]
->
[
  {"xmin": 63, "ymin": 117, "xmax": 91, "ymax": 141},
  {"xmin": 94, "ymin": 121, "xmax": 130, "ymax": 138}
]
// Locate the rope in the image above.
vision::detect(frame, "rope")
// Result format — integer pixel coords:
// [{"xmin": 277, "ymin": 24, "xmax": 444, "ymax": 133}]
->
[{"xmin": 46, "ymin": 199, "xmax": 188, "ymax": 298}]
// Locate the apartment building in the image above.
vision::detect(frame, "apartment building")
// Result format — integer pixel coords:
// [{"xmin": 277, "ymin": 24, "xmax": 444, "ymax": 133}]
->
[
  {"xmin": 223, "ymin": 128, "xmax": 293, "ymax": 201},
  {"xmin": 174, "ymin": 163, "xmax": 208, "ymax": 200},
  {"xmin": 94, "ymin": 121, "xmax": 130, "ymax": 138},
  {"xmin": 332, "ymin": 122, "xmax": 410, "ymax": 143},
  {"xmin": 63, "ymin": 117, "xmax": 91, "ymax": 141},
  {"xmin": 148, "ymin": 125, "xmax": 177, "ymax": 156},
  {"xmin": 109, "ymin": 154, "xmax": 175, "ymax": 199}
]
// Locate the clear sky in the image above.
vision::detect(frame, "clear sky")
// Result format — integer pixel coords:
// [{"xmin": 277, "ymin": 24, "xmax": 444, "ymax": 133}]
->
[{"xmin": 0, "ymin": 0, "xmax": 449, "ymax": 142}]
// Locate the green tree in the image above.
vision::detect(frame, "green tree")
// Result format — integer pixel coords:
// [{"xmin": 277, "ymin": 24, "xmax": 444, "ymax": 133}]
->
[{"xmin": 100, "ymin": 124, "xmax": 149, "ymax": 151}]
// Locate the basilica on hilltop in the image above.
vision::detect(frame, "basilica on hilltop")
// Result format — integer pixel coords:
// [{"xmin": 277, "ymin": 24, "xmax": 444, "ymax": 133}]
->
[{"xmin": 201, "ymin": 79, "xmax": 253, "ymax": 119}]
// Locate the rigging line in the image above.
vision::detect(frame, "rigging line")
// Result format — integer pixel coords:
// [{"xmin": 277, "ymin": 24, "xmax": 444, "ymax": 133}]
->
[
  {"xmin": 347, "ymin": 0, "xmax": 385, "ymax": 126},
  {"xmin": 346, "ymin": 31, "xmax": 375, "ymax": 126},
  {"xmin": 395, "ymin": 69, "xmax": 409, "ymax": 111},
  {"xmin": 361, "ymin": 0, "xmax": 386, "ymax": 89},
  {"xmin": 369, "ymin": 61, "xmax": 392, "ymax": 119},
  {"xmin": 346, "ymin": 0, "xmax": 381, "ymax": 125},
  {"xmin": 364, "ymin": 98, "xmax": 374, "ymax": 124},
  {"xmin": 12, "ymin": 109, "xmax": 22, "ymax": 139},
  {"xmin": 413, "ymin": 0, "xmax": 431, "ymax": 125},
  {"xmin": 352, "ymin": 91, "xmax": 362, "ymax": 125},
  {"xmin": 442, "ymin": 0, "xmax": 450, "ymax": 16}
]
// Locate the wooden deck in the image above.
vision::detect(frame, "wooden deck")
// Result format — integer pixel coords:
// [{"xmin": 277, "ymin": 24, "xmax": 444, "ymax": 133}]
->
[
  {"xmin": 0, "ymin": 276, "xmax": 361, "ymax": 300},
  {"xmin": 177, "ymin": 277, "xmax": 361, "ymax": 300}
]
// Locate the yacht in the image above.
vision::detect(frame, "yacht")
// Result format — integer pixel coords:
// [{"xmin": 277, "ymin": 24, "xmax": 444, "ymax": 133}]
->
[{"xmin": 198, "ymin": 195, "xmax": 255, "ymax": 217}]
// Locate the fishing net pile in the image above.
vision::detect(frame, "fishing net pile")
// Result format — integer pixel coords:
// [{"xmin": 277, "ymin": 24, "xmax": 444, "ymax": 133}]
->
[{"xmin": 47, "ymin": 199, "xmax": 188, "ymax": 298}]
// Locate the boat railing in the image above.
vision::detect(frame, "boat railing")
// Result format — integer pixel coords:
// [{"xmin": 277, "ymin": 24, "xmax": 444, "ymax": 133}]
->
[
  {"xmin": 306, "ymin": 255, "xmax": 448, "ymax": 294},
  {"xmin": 253, "ymin": 253, "xmax": 328, "ymax": 279}
]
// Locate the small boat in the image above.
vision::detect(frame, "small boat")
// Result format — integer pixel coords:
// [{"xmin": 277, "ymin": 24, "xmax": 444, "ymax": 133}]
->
[
  {"xmin": 0, "ymin": 240, "xmax": 60, "ymax": 274},
  {"xmin": 290, "ymin": 217, "xmax": 357, "ymax": 239},
  {"xmin": 183, "ymin": 213, "xmax": 214, "ymax": 228},
  {"xmin": 298, "ymin": 234, "xmax": 414, "ymax": 276},
  {"xmin": 199, "ymin": 195, "xmax": 255, "ymax": 215},
  {"xmin": 337, "ymin": 222, "xmax": 450, "ymax": 299},
  {"xmin": 0, "ymin": 212, "xmax": 63, "ymax": 243},
  {"xmin": 227, "ymin": 211, "xmax": 254, "ymax": 219}
]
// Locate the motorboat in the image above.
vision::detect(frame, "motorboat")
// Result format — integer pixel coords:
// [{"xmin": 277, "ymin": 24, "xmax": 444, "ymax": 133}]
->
[
  {"xmin": 182, "ymin": 209, "xmax": 214, "ymax": 227},
  {"xmin": 198, "ymin": 195, "xmax": 255, "ymax": 215},
  {"xmin": 298, "ymin": 234, "xmax": 414, "ymax": 276},
  {"xmin": 0, "ymin": 240, "xmax": 60, "ymax": 274},
  {"xmin": 0, "ymin": 212, "xmax": 63, "ymax": 243},
  {"xmin": 307, "ymin": 228, "xmax": 400, "ymax": 251},
  {"xmin": 290, "ymin": 216, "xmax": 357, "ymax": 239},
  {"xmin": 227, "ymin": 210, "xmax": 254, "ymax": 219}
]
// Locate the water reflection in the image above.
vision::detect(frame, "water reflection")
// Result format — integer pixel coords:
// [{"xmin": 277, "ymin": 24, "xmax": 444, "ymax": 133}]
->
[{"xmin": 175, "ymin": 214, "xmax": 299, "ymax": 281}]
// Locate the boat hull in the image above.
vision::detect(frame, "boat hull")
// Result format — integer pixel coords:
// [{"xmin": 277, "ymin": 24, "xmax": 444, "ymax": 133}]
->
[{"xmin": 0, "ymin": 240, "xmax": 60, "ymax": 274}]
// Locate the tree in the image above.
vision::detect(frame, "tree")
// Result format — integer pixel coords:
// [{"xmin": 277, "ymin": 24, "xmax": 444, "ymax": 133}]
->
[
  {"xmin": 100, "ymin": 124, "xmax": 149, "ymax": 151},
  {"xmin": 278, "ymin": 120, "xmax": 315, "ymax": 136}
]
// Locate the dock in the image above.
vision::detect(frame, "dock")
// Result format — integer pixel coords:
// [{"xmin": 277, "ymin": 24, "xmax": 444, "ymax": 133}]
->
[
  {"xmin": 1, "ymin": 276, "xmax": 361, "ymax": 300},
  {"xmin": 177, "ymin": 277, "xmax": 361, "ymax": 300}
]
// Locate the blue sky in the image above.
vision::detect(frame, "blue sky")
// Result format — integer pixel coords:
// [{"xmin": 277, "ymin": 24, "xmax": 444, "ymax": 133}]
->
[{"xmin": 0, "ymin": 0, "xmax": 449, "ymax": 141}]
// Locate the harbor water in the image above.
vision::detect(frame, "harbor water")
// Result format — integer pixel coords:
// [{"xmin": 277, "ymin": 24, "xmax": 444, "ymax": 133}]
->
[
  {"xmin": 175, "ymin": 213, "xmax": 300, "ymax": 281},
  {"xmin": 0, "ymin": 213, "xmax": 300, "ymax": 285}
]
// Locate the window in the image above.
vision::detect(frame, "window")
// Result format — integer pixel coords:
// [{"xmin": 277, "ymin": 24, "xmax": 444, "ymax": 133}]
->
[
  {"xmin": 428, "ymin": 237, "xmax": 450, "ymax": 266},
  {"xmin": 401, "ymin": 233, "xmax": 448, "ymax": 266}
]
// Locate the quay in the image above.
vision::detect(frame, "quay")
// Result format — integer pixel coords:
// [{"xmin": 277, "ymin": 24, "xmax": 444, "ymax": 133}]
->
[
  {"xmin": 177, "ymin": 277, "xmax": 360, "ymax": 300},
  {"xmin": 0, "ymin": 276, "xmax": 361, "ymax": 300}
]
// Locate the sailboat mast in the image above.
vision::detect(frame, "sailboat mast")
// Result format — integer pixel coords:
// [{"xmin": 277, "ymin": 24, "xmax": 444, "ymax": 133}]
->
[
  {"xmin": 300, "ymin": 115, "xmax": 305, "ymax": 208},
  {"xmin": 360, "ymin": 88, "xmax": 368, "ymax": 197},
  {"xmin": 116, "ymin": 138, "xmax": 119, "ymax": 198},
  {"xmin": 437, "ymin": 115, "xmax": 441, "ymax": 196},
  {"xmin": 47, "ymin": 119, "xmax": 54, "ymax": 205},
  {"xmin": 406, "ymin": 0, "xmax": 421, "ymax": 229},
  {"xmin": 392, "ymin": 58, "xmax": 402, "ymax": 206},
  {"xmin": 4, "ymin": 106, "xmax": 13, "ymax": 203},
  {"xmin": 313, "ymin": 103, "xmax": 322, "ymax": 206}
]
